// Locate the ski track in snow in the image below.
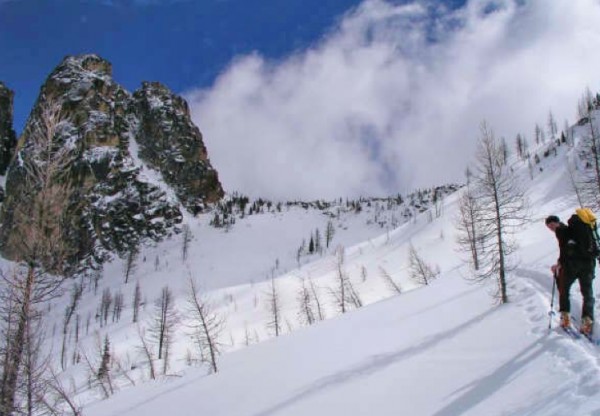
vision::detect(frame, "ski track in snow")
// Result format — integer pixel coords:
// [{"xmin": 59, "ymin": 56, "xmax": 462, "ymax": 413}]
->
[{"xmin": 515, "ymin": 266, "xmax": 600, "ymax": 410}]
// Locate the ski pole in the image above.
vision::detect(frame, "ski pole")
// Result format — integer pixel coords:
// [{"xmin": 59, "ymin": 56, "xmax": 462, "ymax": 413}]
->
[{"xmin": 548, "ymin": 270, "xmax": 557, "ymax": 331}]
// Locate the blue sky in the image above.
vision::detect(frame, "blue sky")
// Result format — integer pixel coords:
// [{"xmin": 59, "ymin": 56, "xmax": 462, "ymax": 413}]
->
[
  {"xmin": 2, "ymin": 0, "xmax": 600, "ymax": 199},
  {"xmin": 0, "ymin": 0, "xmax": 402, "ymax": 130}
]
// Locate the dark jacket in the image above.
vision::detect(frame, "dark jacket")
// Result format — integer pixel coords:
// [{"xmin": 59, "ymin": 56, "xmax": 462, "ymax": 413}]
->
[{"xmin": 554, "ymin": 222, "xmax": 571, "ymax": 265}]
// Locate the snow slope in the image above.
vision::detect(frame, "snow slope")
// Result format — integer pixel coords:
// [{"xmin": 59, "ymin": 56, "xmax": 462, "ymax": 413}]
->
[
  {"xmin": 85, "ymin": 274, "xmax": 600, "ymax": 416},
  {"xmin": 79, "ymin": 129, "xmax": 600, "ymax": 415},
  {"xmin": 4, "ymin": 110, "xmax": 600, "ymax": 414}
]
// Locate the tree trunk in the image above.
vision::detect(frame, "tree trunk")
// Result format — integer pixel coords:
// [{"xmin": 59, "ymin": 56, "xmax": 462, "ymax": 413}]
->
[
  {"xmin": 0, "ymin": 266, "xmax": 34, "ymax": 416},
  {"xmin": 493, "ymin": 183, "xmax": 508, "ymax": 304}
]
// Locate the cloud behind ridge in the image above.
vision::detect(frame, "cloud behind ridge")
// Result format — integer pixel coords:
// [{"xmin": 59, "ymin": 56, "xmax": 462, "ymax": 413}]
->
[{"xmin": 187, "ymin": 0, "xmax": 600, "ymax": 200}]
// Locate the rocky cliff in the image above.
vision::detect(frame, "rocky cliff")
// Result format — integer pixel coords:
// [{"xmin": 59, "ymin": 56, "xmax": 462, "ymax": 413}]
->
[
  {"xmin": 133, "ymin": 81, "xmax": 224, "ymax": 213},
  {"xmin": 0, "ymin": 82, "xmax": 17, "ymax": 176},
  {"xmin": 0, "ymin": 55, "xmax": 223, "ymax": 273}
]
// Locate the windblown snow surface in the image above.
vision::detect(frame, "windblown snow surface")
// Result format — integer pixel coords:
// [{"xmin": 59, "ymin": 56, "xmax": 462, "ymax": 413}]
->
[{"xmin": 27, "ymin": 116, "xmax": 600, "ymax": 415}]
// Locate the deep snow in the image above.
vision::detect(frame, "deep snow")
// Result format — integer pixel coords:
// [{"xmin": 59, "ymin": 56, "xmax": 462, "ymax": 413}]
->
[
  {"xmin": 86, "ymin": 127, "xmax": 600, "ymax": 414},
  {"xmin": 6, "ymin": 114, "xmax": 600, "ymax": 415}
]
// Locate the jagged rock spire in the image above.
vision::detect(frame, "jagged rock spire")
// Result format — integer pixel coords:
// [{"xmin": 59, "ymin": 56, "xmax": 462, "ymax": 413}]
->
[{"xmin": 0, "ymin": 54, "xmax": 224, "ymax": 273}]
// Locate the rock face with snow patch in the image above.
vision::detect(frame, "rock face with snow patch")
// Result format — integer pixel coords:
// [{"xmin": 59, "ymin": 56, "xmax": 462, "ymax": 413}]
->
[
  {"xmin": 132, "ymin": 81, "xmax": 224, "ymax": 213},
  {"xmin": 0, "ymin": 82, "xmax": 17, "ymax": 175},
  {"xmin": 0, "ymin": 55, "xmax": 214, "ymax": 272}
]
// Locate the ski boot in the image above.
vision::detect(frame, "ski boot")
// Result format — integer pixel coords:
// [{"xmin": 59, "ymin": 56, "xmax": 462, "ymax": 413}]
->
[
  {"xmin": 560, "ymin": 312, "xmax": 571, "ymax": 329},
  {"xmin": 580, "ymin": 316, "xmax": 594, "ymax": 336}
]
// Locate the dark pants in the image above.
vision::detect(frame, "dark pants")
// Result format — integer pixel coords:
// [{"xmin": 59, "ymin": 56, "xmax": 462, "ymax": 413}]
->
[{"xmin": 557, "ymin": 260, "xmax": 596, "ymax": 320}]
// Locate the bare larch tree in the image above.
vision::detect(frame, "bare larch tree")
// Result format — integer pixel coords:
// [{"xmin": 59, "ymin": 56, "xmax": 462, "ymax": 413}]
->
[
  {"xmin": 61, "ymin": 283, "xmax": 82, "ymax": 371},
  {"xmin": 331, "ymin": 246, "xmax": 362, "ymax": 313},
  {"xmin": 296, "ymin": 278, "xmax": 315, "ymax": 326},
  {"xmin": 308, "ymin": 277, "xmax": 325, "ymax": 321},
  {"xmin": 149, "ymin": 286, "xmax": 178, "ymax": 374},
  {"xmin": 408, "ymin": 243, "xmax": 437, "ymax": 286},
  {"xmin": 265, "ymin": 276, "xmax": 282, "ymax": 337},
  {"xmin": 455, "ymin": 172, "xmax": 482, "ymax": 272},
  {"xmin": 0, "ymin": 99, "xmax": 75, "ymax": 416},
  {"xmin": 468, "ymin": 121, "xmax": 528, "ymax": 303},
  {"xmin": 185, "ymin": 277, "xmax": 224, "ymax": 373},
  {"xmin": 379, "ymin": 267, "xmax": 402, "ymax": 294}
]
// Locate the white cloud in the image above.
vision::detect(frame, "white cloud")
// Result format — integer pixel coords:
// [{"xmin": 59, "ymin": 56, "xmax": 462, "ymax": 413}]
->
[{"xmin": 186, "ymin": 0, "xmax": 600, "ymax": 200}]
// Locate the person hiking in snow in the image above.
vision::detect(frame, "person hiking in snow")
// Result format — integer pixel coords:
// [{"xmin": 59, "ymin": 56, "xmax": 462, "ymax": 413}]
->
[{"xmin": 545, "ymin": 215, "xmax": 595, "ymax": 334}]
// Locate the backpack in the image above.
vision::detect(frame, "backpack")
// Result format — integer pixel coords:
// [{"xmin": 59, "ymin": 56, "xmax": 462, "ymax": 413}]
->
[{"xmin": 567, "ymin": 208, "xmax": 600, "ymax": 260}]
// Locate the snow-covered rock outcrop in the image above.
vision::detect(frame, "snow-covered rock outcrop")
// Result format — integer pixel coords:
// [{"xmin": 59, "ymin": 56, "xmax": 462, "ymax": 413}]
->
[{"xmin": 0, "ymin": 55, "xmax": 223, "ymax": 272}]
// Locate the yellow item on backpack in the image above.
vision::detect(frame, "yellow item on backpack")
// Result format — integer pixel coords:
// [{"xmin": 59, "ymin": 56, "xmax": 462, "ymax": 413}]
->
[{"xmin": 576, "ymin": 207, "xmax": 597, "ymax": 227}]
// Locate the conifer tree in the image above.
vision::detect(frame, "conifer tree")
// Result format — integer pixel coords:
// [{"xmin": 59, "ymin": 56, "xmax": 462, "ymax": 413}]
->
[
  {"xmin": 548, "ymin": 110, "xmax": 558, "ymax": 140},
  {"xmin": 97, "ymin": 336, "xmax": 111, "ymax": 381},
  {"xmin": 123, "ymin": 246, "xmax": 138, "ymax": 284},
  {"xmin": 515, "ymin": 134, "xmax": 524, "ymax": 160},
  {"xmin": 314, "ymin": 229, "xmax": 322, "ymax": 254},
  {"xmin": 325, "ymin": 220, "xmax": 335, "ymax": 248}
]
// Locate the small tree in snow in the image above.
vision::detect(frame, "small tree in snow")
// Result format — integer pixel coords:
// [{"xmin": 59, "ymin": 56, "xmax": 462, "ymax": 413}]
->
[
  {"xmin": 408, "ymin": 243, "xmax": 437, "ymax": 286},
  {"xmin": 265, "ymin": 276, "xmax": 282, "ymax": 337},
  {"xmin": 380, "ymin": 266, "xmax": 402, "ymax": 294},
  {"xmin": 325, "ymin": 220, "xmax": 335, "ymax": 249},
  {"xmin": 97, "ymin": 335, "xmax": 111, "ymax": 382},
  {"xmin": 296, "ymin": 278, "xmax": 315, "ymax": 326},
  {"xmin": 149, "ymin": 286, "xmax": 178, "ymax": 374},
  {"xmin": 181, "ymin": 224, "xmax": 193, "ymax": 261},
  {"xmin": 314, "ymin": 228, "xmax": 322, "ymax": 254},
  {"xmin": 185, "ymin": 277, "xmax": 224, "ymax": 374},
  {"xmin": 132, "ymin": 281, "xmax": 142, "ymax": 323},
  {"xmin": 81, "ymin": 333, "xmax": 114, "ymax": 399},
  {"xmin": 308, "ymin": 277, "xmax": 325, "ymax": 321},
  {"xmin": 548, "ymin": 110, "xmax": 558, "ymax": 141},
  {"xmin": 61, "ymin": 282, "xmax": 83, "ymax": 370},
  {"xmin": 456, "ymin": 181, "xmax": 482, "ymax": 271},
  {"xmin": 100, "ymin": 288, "xmax": 112, "ymax": 327},
  {"xmin": 136, "ymin": 326, "xmax": 156, "ymax": 381},
  {"xmin": 112, "ymin": 291, "xmax": 124, "ymax": 323},
  {"xmin": 331, "ymin": 246, "xmax": 362, "ymax": 313},
  {"xmin": 123, "ymin": 246, "xmax": 138, "ymax": 284},
  {"xmin": 515, "ymin": 134, "xmax": 524, "ymax": 160}
]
